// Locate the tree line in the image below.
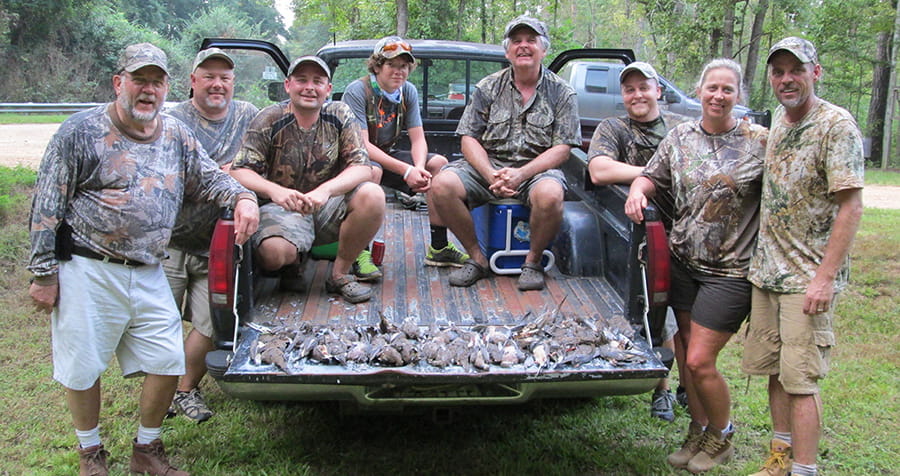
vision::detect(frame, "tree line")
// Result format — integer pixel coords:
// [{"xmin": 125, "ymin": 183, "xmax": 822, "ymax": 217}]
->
[{"xmin": 1, "ymin": 0, "xmax": 896, "ymax": 166}]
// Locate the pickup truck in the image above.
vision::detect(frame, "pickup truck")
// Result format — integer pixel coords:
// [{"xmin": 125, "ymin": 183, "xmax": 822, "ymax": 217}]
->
[{"xmin": 199, "ymin": 38, "xmax": 672, "ymax": 412}]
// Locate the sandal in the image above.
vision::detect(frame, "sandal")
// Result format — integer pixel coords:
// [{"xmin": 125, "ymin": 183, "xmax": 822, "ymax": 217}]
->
[
  {"xmin": 325, "ymin": 274, "xmax": 372, "ymax": 303},
  {"xmin": 517, "ymin": 262, "xmax": 545, "ymax": 291},
  {"xmin": 449, "ymin": 259, "xmax": 489, "ymax": 287}
]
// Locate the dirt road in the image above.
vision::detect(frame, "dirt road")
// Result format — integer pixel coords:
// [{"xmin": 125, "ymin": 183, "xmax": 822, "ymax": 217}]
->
[{"xmin": 1, "ymin": 123, "xmax": 898, "ymax": 209}]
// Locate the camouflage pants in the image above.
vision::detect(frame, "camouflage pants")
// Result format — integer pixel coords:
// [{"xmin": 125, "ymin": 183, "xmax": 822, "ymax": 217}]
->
[{"xmin": 252, "ymin": 191, "xmax": 356, "ymax": 253}]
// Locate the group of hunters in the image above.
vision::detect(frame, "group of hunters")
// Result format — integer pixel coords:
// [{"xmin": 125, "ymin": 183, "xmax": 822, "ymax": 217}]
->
[{"xmin": 26, "ymin": 12, "xmax": 863, "ymax": 476}]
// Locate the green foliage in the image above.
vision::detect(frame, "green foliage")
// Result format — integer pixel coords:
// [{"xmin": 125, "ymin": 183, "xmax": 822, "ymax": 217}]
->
[{"xmin": 0, "ymin": 165, "xmax": 36, "ymax": 225}]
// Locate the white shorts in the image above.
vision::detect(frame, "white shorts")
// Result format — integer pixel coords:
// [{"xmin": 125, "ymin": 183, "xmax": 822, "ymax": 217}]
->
[{"xmin": 52, "ymin": 255, "xmax": 185, "ymax": 391}]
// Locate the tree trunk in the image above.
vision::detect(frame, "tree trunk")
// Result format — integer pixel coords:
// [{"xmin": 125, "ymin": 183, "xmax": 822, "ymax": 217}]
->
[
  {"xmin": 869, "ymin": 30, "xmax": 891, "ymax": 163},
  {"xmin": 457, "ymin": 0, "xmax": 466, "ymax": 40},
  {"xmin": 722, "ymin": 0, "xmax": 735, "ymax": 58},
  {"xmin": 397, "ymin": 0, "xmax": 409, "ymax": 36},
  {"xmin": 743, "ymin": 0, "xmax": 768, "ymax": 104}
]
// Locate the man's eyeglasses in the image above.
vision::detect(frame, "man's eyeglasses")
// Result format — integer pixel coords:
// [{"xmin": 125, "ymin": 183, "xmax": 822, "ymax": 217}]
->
[{"xmin": 381, "ymin": 41, "xmax": 412, "ymax": 53}]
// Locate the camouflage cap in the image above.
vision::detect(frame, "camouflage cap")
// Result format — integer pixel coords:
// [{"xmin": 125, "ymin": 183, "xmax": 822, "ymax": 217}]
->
[
  {"xmin": 118, "ymin": 42, "xmax": 169, "ymax": 75},
  {"xmin": 619, "ymin": 61, "xmax": 659, "ymax": 83},
  {"xmin": 192, "ymin": 47, "xmax": 235, "ymax": 72},
  {"xmin": 286, "ymin": 55, "xmax": 331, "ymax": 80},
  {"xmin": 767, "ymin": 37, "xmax": 818, "ymax": 64},
  {"xmin": 374, "ymin": 36, "xmax": 415, "ymax": 61},
  {"xmin": 503, "ymin": 15, "xmax": 548, "ymax": 39}
]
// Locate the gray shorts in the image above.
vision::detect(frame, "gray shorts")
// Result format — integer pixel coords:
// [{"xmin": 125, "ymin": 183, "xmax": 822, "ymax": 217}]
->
[
  {"xmin": 253, "ymin": 189, "xmax": 357, "ymax": 252},
  {"xmin": 670, "ymin": 258, "xmax": 751, "ymax": 334},
  {"xmin": 163, "ymin": 248, "xmax": 212, "ymax": 338},
  {"xmin": 444, "ymin": 160, "xmax": 567, "ymax": 209},
  {"xmin": 52, "ymin": 256, "xmax": 185, "ymax": 390}
]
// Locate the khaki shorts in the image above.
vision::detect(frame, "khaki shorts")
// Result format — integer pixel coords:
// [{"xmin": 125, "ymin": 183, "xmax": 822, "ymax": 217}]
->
[
  {"xmin": 741, "ymin": 286, "xmax": 835, "ymax": 395},
  {"xmin": 163, "ymin": 248, "xmax": 212, "ymax": 338},
  {"xmin": 253, "ymin": 189, "xmax": 356, "ymax": 252},
  {"xmin": 444, "ymin": 160, "xmax": 566, "ymax": 209},
  {"xmin": 52, "ymin": 256, "xmax": 185, "ymax": 391}
]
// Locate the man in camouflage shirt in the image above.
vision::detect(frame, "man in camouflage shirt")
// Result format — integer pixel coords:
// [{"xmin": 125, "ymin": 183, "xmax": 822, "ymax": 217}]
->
[
  {"xmin": 27, "ymin": 43, "xmax": 259, "ymax": 476},
  {"xmin": 164, "ymin": 48, "xmax": 259, "ymax": 423},
  {"xmin": 431, "ymin": 15, "xmax": 581, "ymax": 291},
  {"xmin": 743, "ymin": 38, "xmax": 864, "ymax": 476},
  {"xmin": 230, "ymin": 56, "xmax": 384, "ymax": 304},
  {"xmin": 587, "ymin": 61, "xmax": 689, "ymax": 423}
]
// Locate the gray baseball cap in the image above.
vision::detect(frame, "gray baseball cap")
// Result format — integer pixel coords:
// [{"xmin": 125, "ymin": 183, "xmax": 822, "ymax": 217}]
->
[
  {"xmin": 192, "ymin": 48, "xmax": 235, "ymax": 71},
  {"xmin": 619, "ymin": 61, "xmax": 659, "ymax": 83},
  {"xmin": 286, "ymin": 55, "xmax": 331, "ymax": 80},
  {"xmin": 767, "ymin": 37, "xmax": 818, "ymax": 64},
  {"xmin": 374, "ymin": 36, "xmax": 415, "ymax": 61},
  {"xmin": 118, "ymin": 43, "xmax": 169, "ymax": 75},
  {"xmin": 503, "ymin": 15, "xmax": 549, "ymax": 39}
]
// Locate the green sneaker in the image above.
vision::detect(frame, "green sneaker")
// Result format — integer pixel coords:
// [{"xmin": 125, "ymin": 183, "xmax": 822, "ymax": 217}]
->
[
  {"xmin": 425, "ymin": 243, "xmax": 469, "ymax": 268},
  {"xmin": 352, "ymin": 249, "xmax": 383, "ymax": 282}
]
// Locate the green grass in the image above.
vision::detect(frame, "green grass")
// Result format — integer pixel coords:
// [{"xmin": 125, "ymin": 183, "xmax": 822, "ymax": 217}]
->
[
  {"xmin": 0, "ymin": 113, "xmax": 70, "ymax": 124},
  {"xmin": 865, "ymin": 168, "xmax": 900, "ymax": 186},
  {"xmin": 0, "ymin": 174, "xmax": 897, "ymax": 475}
]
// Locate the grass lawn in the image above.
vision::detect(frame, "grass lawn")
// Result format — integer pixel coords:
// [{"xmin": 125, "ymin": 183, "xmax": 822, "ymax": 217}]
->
[
  {"xmin": 0, "ymin": 170, "xmax": 896, "ymax": 475},
  {"xmin": 0, "ymin": 113, "xmax": 72, "ymax": 124}
]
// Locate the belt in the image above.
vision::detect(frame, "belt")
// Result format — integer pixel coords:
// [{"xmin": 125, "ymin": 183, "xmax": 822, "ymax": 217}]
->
[{"xmin": 72, "ymin": 246, "xmax": 146, "ymax": 267}]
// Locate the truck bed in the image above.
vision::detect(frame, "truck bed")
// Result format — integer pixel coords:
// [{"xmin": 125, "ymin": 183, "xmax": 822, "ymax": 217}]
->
[
  {"xmin": 249, "ymin": 195, "xmax": 623, "ymax": 326},
  {"xmin": 210, "ymin": 193, "xmax": 669, "ymax": 406}
]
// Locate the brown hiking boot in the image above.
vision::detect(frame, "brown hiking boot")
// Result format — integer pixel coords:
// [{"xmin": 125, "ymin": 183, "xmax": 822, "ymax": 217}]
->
[
  {"xmin": 78, "ymin": 444, "xmax": 109, "ymax": 476},
  {"xmin": 687, "ymin": 426, "xmax": 735, "ymax": 473},
  {"xmin": 667, "ymin": 421, "xmax": 704, "ymax": 468},
  {"xmin": 749, "ymin": 438, "xmax": 793, "ymax": 476},
  {"xmin": 130, "ymin": 439, "xmax": 189, "ymax": 475}
]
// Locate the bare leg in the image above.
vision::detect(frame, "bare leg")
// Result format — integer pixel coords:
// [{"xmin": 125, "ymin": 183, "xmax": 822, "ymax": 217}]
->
[
  {"xmin": 656, "ymin": 336, "xmax": 676, "ymax": 392},
  {"xmin": 525, "ymin": 179, "xmax": 563, "ymax": 265},
  {"xmin": 685, "ymin": 322, "xmax": 735, "ymax": 431},
  {"xmin": 140, "ymin": 375, "xmax": 178, "ymax": 428},
  {"xmin": 676, "ymin": 310, "xmax": 708, "ymax": 426},
  {"xmin": 334, "ymin": 182, "xmax": 385, "ymax": 278},
  {"xmin": 177, "ymin": 328, "xmax": 215, "ymax": 392},
  {"xmin": 256, "ymin": 236, "xmax": 299, "ymax": 271},
  {"xmin": 431, "ymin": 170, "xmax": 487, "ymax": 266},
  {"xmin": 67, "ymin": 380, "xmax": 101, "ymax": 431},
  {"xmin": 425, "ymin": 155, "xmax": 448, "ymax": 227}
]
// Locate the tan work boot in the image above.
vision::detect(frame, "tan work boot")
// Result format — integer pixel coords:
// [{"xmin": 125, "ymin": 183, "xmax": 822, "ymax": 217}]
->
[
  {"xmin": 130, "ymin": 439, "xmax": 189, "ymax": 475},
  {"xmin": 749, "ymin": 438, "xmax": 793, "ymax": 476},
  {"xmin": 687, "ymin": 426, "xmax": 735, "ymax": 473},
  {"xmin": 78, "ymin": 444, "xmax": 109, "ymax": 476},
  {"xmin": 667, "ymin": 421, "xmax": 704, "ymax": 468}
]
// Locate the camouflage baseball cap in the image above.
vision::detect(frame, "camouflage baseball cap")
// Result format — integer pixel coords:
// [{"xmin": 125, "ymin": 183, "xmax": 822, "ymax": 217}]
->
[
  {"xmin": 118, "ymin": 42, "xmax": 169, "ymax": 75},
  {"xmin": 503, "ymin": 15, "xmax": 548, "ymax": 39},
  {"xmin": 619, "ymin": 61, "xmax": 659, "ymax": 83},
  {"xmin": 767, "ymin": 37, "xmax": 818, "ymax": 64},
  {"xmin": 286, "ymin": 55, "xmax": 331, "ymax": 80},
  {"xmin": 374, "ymin": 36, "xmax": 415, "ymax": 61},
  {"xmin": 192, "ymin": 47, "xmax": 235, "ymax": 71}
]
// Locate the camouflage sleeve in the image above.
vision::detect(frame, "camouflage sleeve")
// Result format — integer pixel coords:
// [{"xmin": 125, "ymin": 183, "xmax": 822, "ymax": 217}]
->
[
  {"xmin": 334, "ymin": 102, "xmax": 369, "ymax": 168},
  {"xmin": 27, "ymin": 126, "xmax": 79, "ymax": 277},
  {"xmin": 182, "ymin": 128, "xmax": 252, "ymax": 209},
  {"xmin": 587, "ymin": 118, "xmax": 622, "ymax": 161},
  {"xmin": 551, "ymin": 87, "xmax": 582, "ymax": 148},
  {"xmin": 824, "ymin": 118, "xmax": 865, "ymax": 193},
  {"xmin": 231, "ymin": 107, "xmax": 275, "ymax": 176},
  {"xmin": 642, "ymin": 132, "xmax": 676, "ymax": 193},
  {"xmin": 455, "ymin": 83, "xmax": 490, "ymax": 138}
]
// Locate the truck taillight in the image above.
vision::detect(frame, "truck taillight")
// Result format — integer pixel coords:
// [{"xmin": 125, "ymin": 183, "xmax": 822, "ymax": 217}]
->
[
  {"xmin": 645, "ymin": 220, "xmax": 670, "ymax": 305},
  {"xmin": 208, "ymin": 217, "xmax": 235, "ymax": 308}
]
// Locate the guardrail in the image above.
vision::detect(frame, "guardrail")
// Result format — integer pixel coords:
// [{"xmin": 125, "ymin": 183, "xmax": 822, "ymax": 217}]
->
[{"xmin": 0, "ymin": 103, "xmax": 101, "ymax": 114}]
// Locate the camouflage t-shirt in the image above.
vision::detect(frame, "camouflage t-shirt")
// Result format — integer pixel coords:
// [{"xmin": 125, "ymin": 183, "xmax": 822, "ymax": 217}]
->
[
  {"xmin": 643, "ymin": 120, "xmax": 768, "ymax": 277},
  {"xmin": 231, "ymin": 101, "xmax": 368, "ymax": 193},
  {"xmin": 456, "ymin": 66, "xmax": 581, "ymax": 168},
  {"xmin": 28, "ymin": 103, "xmax": 251, "ymax": 277},
  {"xmin": 588, "ymin": 110, "xmax": 691, "ymax": 226},
  {"xmin": 166, "ymin": 100, "xmax": 259, "ymax": 256},
  {"xmin": 342, "ymin": 77, "xmax": 422, "ymax": 152},
  {"xmin": 748, "ymin": 100, "xmax": 864, "ymax": 293}
]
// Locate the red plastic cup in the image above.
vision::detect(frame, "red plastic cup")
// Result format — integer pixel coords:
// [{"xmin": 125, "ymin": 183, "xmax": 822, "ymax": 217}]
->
[{"xmin": 371, "ymin": 239, "xmax": 385, "ymax": 266}]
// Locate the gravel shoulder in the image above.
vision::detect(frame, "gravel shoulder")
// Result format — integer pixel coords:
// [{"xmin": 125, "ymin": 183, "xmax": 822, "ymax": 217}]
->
[{"xmin": 1, "ymin": 123, "xmax": 898, "ymax": 209}]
